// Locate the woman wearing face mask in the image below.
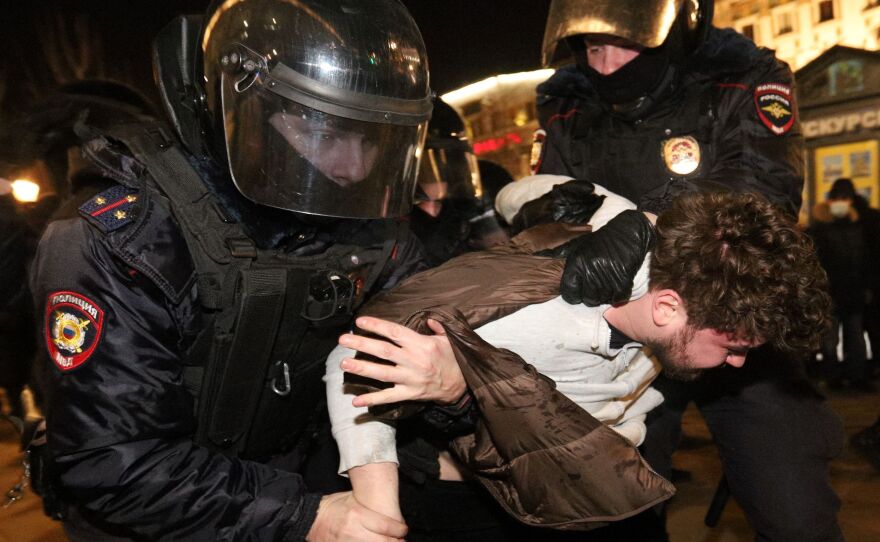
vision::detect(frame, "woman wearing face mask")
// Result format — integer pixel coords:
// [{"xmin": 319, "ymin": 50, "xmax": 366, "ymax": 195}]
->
[{"xmin": 808, "ymin": 178, "xmax": 874, "ymax": 392}]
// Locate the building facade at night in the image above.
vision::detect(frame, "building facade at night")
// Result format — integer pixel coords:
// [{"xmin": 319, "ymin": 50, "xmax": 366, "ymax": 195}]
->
[
  {"xmin": 797, "ymin": 45, "xmax": 880, "ymax": 221},
  {"xmin": 442, "ymin": 70, "xmax": 553, "ymax": 180},
  {"xmin": 715, "ymin": 0, "xmax": 880, "ymax": 70}
]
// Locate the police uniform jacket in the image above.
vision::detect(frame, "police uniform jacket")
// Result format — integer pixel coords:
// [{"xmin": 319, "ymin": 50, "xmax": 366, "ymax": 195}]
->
[
  {"xmin": 535, "ymin": 27, "xmax": 803, "ymax": 215},
  {"xmin": 30, "ymin": 143, "xmax": 425, "ymax": 540}
]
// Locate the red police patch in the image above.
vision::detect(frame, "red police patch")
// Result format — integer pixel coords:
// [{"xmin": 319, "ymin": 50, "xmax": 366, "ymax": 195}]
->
[
  {"xmin": 754, "ymin": 83, "xmax": 795, "ymax": 135},
  {"xmin": 45, "ymin": 291, "xmax": 105, "ymax": 372}
]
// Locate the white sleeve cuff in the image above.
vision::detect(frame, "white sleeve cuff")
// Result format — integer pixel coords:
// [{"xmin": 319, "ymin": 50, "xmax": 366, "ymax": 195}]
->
[
  {"xmin": 326, "ymin": 344, "xmax": 399, "ymax": 475},
  {"xmin": 332, "ymin": 423, "xmax": 399, "ymax": 475}
]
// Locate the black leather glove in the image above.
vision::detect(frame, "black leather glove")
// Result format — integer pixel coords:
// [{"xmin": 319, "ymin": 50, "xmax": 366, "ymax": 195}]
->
[
  {"xmin": 420, "ymin": 392, "xmax": 478, "ymax": 436},
  {"xmin": 21, "ymin": 419, "xmax": 68, "ymax": 520},
  {"xmin": 510, "ymin": 180, "xmax": 605, "ymax": 235},
  {"xmin": 556, "ymin": 210, "xmax": 655, "ymax": 306}
]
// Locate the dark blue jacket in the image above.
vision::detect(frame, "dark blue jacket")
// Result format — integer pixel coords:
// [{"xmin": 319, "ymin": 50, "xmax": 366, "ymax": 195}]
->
[
  {"xmin": 535, "ymin": 27, "xmax": 804, "ymax": 216},
  {"xmin": 31, "ymin": 143, "xmax": 424, "ymax": 540}
]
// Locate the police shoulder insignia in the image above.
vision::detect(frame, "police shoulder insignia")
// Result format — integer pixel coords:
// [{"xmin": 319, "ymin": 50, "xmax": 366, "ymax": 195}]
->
[
  {"xmin": 754, "ymin": 83, "xmax": 795, "ymax": 135},
  {"xmin": 662, "ymin": 136, "xmax": 701, "ymax": 176},
  {"xmin": 45, "ymin": 291, "xmax": 105, "ymax": 372},
  {"xmin": 79, "ymin": 185, "xmax": 140, "ymax": 233}
]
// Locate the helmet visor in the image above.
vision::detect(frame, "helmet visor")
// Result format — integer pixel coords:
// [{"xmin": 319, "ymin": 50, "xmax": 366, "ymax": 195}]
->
[
  {"xmin": 542, "ymin": 0, "xmax": 685, "ymax": 65},
  {"xmin": 222, "ymin": 74, "xmax": 426, "ymax": 218},
  {"xmin": 415, "ymin": 143, "xmax": 481, "ymax": 204}
]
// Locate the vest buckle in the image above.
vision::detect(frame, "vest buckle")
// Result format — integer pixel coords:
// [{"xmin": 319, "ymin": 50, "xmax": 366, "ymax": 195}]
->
[{"xmin": 271, "ymin": 361, "xmax": 292, "ymax": 397}]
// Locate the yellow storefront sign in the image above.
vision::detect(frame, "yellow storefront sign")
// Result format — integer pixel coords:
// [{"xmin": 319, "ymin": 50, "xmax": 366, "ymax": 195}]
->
[{"xmin": 814, "ymin": 140, "xmax": 879, "ymax": 209}]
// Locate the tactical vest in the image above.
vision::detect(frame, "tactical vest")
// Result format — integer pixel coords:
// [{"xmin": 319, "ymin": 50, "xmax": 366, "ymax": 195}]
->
[{"xmin": 85, "ymin": 121, "xmax": 399, "ymax": 460}]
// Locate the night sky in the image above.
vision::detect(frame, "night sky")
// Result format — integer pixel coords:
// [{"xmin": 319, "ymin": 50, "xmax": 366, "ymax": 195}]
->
[
  {"xmin": 2, "ymin": 0, "xmax": 552, "ymax": 114},
  {"xmin": 402, "ymin": 1, "xmax": 552, "ymax": 92}
]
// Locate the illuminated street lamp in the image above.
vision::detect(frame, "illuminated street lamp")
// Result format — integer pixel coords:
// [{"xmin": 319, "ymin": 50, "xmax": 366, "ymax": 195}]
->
[
  {"xmin": 0, "ymin": 177, "xmax": 41, "ymax": 202},
  {"xmin": 12, "ymin": 179, "xmax": 41, "ymax": 202}
]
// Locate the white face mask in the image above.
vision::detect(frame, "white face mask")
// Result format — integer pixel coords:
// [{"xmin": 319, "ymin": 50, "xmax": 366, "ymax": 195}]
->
[{"xmin": 829, "ymin": 200, "xmax": 851, "ymax": 218}]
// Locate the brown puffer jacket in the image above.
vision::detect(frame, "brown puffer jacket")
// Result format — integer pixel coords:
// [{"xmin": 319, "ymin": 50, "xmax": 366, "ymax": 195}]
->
[{"xmin": 356, "ymin": 222, "xmax": 675, "ymax": 530}]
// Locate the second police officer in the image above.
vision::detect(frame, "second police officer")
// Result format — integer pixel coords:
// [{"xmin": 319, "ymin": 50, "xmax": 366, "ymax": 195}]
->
[{"xmin": 531, "ymin": 0, "xmax": 845, "ymax": 541}]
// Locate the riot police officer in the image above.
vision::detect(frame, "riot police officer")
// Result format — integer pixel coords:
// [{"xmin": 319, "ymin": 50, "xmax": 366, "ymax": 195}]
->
[
  {"xmin": 409, "ymin": 98, "xmax": 481, "ymax": 266},
  {"xmin": 530, "ymin": 1, "xmax": 845, "ymax": 540},
  {"xmin": 29, "ymin": 0, "xmax": 430, "ymax": 540},
  {"xmin": 408, "ymin": 97, "xmax": 509, "ymax": 266}
]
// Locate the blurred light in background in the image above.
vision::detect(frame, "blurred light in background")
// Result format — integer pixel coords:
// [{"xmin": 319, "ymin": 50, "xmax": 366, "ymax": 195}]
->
[{"xmin": 0, "ymin": 177, "xmax": 41, "ymax": 202}]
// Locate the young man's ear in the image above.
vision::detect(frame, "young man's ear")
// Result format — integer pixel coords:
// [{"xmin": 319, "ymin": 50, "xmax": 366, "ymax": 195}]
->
[{"xmin": 652, "ymin": 289, "xmax": 685, "ymax": 328}]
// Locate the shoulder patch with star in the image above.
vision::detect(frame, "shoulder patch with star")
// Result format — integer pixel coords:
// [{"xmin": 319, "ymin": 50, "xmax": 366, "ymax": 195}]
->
[
  {"xmin": 79, "ymin": 185, "xmax": 140, "ymax": 233},
  {"xmin": 754, "ymin": 83, "xmax": 795, "ymax": 135},
  {"xmin": 45, "ymin": 291, "xmax": 105, "ymax": 372}
]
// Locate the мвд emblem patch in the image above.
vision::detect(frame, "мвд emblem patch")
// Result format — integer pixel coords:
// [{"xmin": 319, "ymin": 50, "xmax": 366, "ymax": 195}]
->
[
  {"xmin": 45, "ymin": 291, "xmax": 104, "ymax": 372},
  {"xmin": 754, "ymin": 83, "xmax": 795, "ymax": 135}
]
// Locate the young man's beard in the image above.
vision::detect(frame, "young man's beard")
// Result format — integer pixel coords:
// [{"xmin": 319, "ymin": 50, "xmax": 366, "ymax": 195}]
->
[{"xmin": 646, "ymin": 325, "xmax": 704, "ymax": 382}]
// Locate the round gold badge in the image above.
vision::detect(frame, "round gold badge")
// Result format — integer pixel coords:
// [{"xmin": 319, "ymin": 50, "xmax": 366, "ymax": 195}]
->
[{"xmin": 662, "ymin": 136, "xmax": 701, "ymax": 176}]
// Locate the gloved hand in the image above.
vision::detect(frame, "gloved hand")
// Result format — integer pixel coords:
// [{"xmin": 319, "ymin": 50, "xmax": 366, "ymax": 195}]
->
[
  {"xmin": 555, "ymin": 210, "xmax": 655, "ymax": 306},
  {"xmin": 510, "ymin": 180, "xmax": 605, "ymax": 235}
]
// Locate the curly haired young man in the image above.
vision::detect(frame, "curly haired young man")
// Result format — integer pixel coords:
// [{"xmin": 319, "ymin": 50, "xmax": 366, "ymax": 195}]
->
[{"xmin": 326, "ymin": 187, "xmax": 831, "ymax": 538}]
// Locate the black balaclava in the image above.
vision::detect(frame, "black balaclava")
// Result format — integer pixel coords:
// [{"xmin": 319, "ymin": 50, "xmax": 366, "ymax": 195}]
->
[
  {"xmin": 566, "ymin": 35, "xmax": 676, "ymax": 119},
  {"xmin": 583, "ymin": 47, "xmax": 670, "ymax": 105}
]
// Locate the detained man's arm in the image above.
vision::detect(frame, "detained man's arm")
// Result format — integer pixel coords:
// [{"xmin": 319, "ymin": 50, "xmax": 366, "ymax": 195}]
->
[
  {"xmin": 326, "ymin": 344, "xmax": 400, "ymax": 470},
  {"xmin": 338, "ymin": 317, "xmax": 465, "ymax": 407},
  {"xmin": 325, "ymin": 344, "xmax": 402, "ymax": 520},
  {"xmin": 348, "ymin": 463, "xmax": 403, "ymax": 522}
]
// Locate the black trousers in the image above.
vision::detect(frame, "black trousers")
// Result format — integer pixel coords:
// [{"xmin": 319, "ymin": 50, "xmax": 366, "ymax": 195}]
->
[
  {"xmin": 399, "ymin": 475, "xmax": 628, "ymax": 542},
  {"xmin": 633, "ymin": 353, "xmax": 846, "ymax": 542},
  {"xmin": 821, "ymin": 311, "xmax": 868, "ymax": 382},
  {"xmin": 400, "ymin": 476, "xmax": 524, "ymax": 541}
]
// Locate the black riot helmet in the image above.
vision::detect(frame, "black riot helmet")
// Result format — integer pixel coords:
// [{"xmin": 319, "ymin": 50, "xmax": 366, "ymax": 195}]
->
[
  {"xmin": 542, "ymin": 0, "xmax": 714, "ymax": 67},
  {"xmin": 178, "ymin": 0, "xmax": 432, "ymax": 219},
  {"xmin": 414, "ymin": 97, "xmax": 481, "ymax": 216}
]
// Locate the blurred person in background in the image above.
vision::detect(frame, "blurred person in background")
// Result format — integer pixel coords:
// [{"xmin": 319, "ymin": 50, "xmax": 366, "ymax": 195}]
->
[
  {"xmin": 0, "ymin": 183, "xmax": 36, "ymax": 421},
  {"xmin": 850, "ymin": 219, "xmax": 880, "ymax": 479},
  {"xmin": 808, "ymin": 178, "xmax": 873, "ymax": 392},
  {"xmin": 850, "ymin": 186, "xmax": 880, "ymax": 378}
]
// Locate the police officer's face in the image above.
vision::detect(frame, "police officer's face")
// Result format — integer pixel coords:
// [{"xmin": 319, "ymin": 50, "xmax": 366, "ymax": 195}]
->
[
  {"xmin": 416, "ymin": 182, "xmax": 447, "ymax": 218},
  {"xmin": 271, "ymin": 112, "xmax": 379, "ymax": 187},
  {"xmin": 583, "ymin": 35, "xmax": 643, "ymax": 75}
]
